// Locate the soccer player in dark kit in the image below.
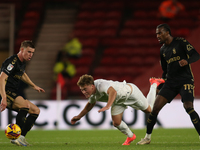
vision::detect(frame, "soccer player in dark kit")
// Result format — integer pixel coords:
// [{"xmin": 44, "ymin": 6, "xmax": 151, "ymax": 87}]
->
[
  {"xmin": 137, "ymin": 24, "xmax": 200, "ymax": 145},
  {"xmin": 0, "ymin": 40, "xmax": 45, "ymax": 146}
]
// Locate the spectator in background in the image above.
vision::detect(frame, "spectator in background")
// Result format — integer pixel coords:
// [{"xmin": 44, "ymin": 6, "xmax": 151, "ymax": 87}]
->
[
  {"xmin": 159, "ymin": 0, "xmax": 185, "ymax": 22},
  {"xmin": 63, "ymin": 33, "xmax": 82, "ymax": 58},
  {"xmin": 53, "ymin": 50, "xmax": 76, "ymax": 82},
  {"xmin": 52, "ymin": 50, "xmax": 76, "ymax": 99}
]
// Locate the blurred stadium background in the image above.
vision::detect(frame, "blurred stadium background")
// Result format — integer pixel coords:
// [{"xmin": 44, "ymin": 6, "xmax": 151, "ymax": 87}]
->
[{"xmin": 0, "ymin": 0, "xmax": 200, "ymax": 101}]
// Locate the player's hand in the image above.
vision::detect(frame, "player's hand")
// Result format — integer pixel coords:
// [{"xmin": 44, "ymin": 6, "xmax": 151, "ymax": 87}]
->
[
  {"xmin": 0, "ymin": 99, "xmax": 7, "ymax": 112},
  {"xmin": 33, "ymin": 86, "xmax": 45, "ymax": 93},
  {"xmin": 179, "ymin": 59, "xmax": 188, "ymax": 67},
  {"xmin": 98, "ymin": 106, "xmax": 110, "ymax": 113},
  {"xmin": 71, "ymin": 116, "xmax": 80, "ymax": 124}
]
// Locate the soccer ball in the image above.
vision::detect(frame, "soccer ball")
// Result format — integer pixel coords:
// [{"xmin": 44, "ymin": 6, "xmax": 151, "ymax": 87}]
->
[{"xmin": 5, "ymin": 124, "xmax": 21, "ymax": 139}]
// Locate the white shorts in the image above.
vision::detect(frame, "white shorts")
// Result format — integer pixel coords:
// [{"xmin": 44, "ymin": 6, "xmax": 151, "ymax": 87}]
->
[{"xmin": 111, "ymin": 83, "xmax": 148, "ymax": 116}]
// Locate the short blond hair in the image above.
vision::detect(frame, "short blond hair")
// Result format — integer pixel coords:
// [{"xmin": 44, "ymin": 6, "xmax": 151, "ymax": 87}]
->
[{"xmin": 77, "ymin": 74, "xmax": 94, "ymax": 87}]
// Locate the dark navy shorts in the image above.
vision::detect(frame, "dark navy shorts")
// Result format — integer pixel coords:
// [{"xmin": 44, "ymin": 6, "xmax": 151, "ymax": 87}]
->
[
  {"xmin": 158, "ymin": 79, "xmax": 194, "ymax": 103},
  {"xmin": 0, "ymin": 89, "xmax": 19, "ymax": 110}
]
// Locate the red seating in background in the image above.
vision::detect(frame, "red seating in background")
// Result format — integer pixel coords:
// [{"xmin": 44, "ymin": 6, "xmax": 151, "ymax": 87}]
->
[
  {"xmin": 129, "ymin": 56, "xmax": 145, "ymax": 66},
  {"xmin": 24, "ymin": 11, "xmax": 40, "ymax": 20},
  {"xmin": 120, "ymin": 28, "xmax": 155, "ymax": 37},
  {"xmin": 115, "ymin": 57, "xmax": 129, "ymax": 66},
  {"xmin": 93, "ymin": 11, "xmax": 107, "ymax": 19},
  {"xmin": 134, "ymin": 1, "xmax": 160, "ymax": 10},
  {"xmin": 103, "ymin": 47, "xmax": 118, "ymax": 56},
  {"xmin": 144, "ymin": 56, "xmax": 158, "ymax": 66},
  {"xmin": 106, "ymin": 11, "xmax": 122, "ymax": 19},
  {"xmin": 69, "ymin": 0, "xmax": 199, "ymax": 98},
  {"xmin": 100, "ymin": 56, "xmax": 115, "ymax": 66},
  {"xmin": 124, "ymin": 19, "xmax": 162, "ymax": 28},
  {"xmin": 102, "ymin": 19, "xmax": 120, "ymax": 29},
  {"xmin": 89, "ymin": 20, "xmax": 103, "ymax": 28},
  {"xmin": 81, "ymin": 48, "xmax": 95, "ymax": 57},
  {"xmin": 99, "ymin": 29, "xmax": 116, "ymax": 38},
  {"xmin": 70, "ymin": 56, "xmax": 93, "ymax": 67},
  {"xmin": 75, "ymin": 66, "xmax": 89, "ymax": 76},
  {"xmin": 21, "ymin": 19, "xmax": 39, "ymax": 28},
  {"xmin": 18, "ymin": 28, "xmax": 35, "ymax": 39},
  {"xmin": 74, "ymin": 20, "xmax": 88, "ymax": 29},
  {"xmin": 133, "ymin": 10, "xmax": 158, "ymax": 19},
  {"xmin": 77, "ymin": 11, "xmax": 92, "ymax": 19},
  {"xmin": 79, "ymin": 38, "xmax": 99, "ymax": 48},
  {"xmin": 80, "ymin": 1, "xmax": 124, "ymax": 10},
  {"xmin": 93, "ymin": 66, "xmax": 111, "ymax": 77}
]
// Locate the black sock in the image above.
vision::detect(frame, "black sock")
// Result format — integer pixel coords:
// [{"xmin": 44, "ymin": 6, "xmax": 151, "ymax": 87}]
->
[
  {"xmin": 186, "ymin": 108, "xmax": 200, "ymax": 135},
  {"xmin": 16, "ymin": 108, "xmax": 29, "ymax": 130},
  {"xmin": 21, "ymin": 114, "xmax": 39, "ymax": 136},
  {"xmin": 147, "ymin": 113, "xmax": 157, "ymax": 134}
]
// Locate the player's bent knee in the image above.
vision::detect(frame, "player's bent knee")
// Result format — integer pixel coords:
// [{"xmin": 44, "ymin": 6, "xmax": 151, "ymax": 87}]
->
[
  {"xmin": 143, "ymin": 106, "xmax": 151, "ymax": 113},
  {"xmin": 18, "ymin": 102, "xmax": 30, "ymax": 110},
  {"xmin": 30, "ymin": 105, "xmax": 40, "ymax": 115},
  {"xmin": 112, "ymin": 121, "xmax": 121, "ymax": 127},
  {"xmin": 13, "ymin": 96, "xmax": 31, "ymax": 110},
  {"xmin": 34, "ymin": 107, "xmax": 40, "ymax": 115},
  {"xmin": 35, "ymin": 107, "xmax": 40, "ymax": 114}
]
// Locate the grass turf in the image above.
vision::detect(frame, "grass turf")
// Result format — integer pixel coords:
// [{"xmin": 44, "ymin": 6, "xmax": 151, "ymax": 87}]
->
[{"xmin": 0, "ymin": 128, "xmax": 199, "ymax": 150}]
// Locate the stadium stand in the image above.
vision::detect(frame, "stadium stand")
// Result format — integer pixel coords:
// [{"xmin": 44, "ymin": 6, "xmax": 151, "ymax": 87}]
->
[{"xmin": 0, "ymin": 0, "xmax": 199, "ymax": 99}]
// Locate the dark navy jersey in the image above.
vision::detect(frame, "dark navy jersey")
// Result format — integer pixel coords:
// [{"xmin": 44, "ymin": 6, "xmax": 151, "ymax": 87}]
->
[
  {"xmin": 160, "ymin": 37, "xmax": 199, "ymax": 81},
  {"xmin": 0, "ymin": 54, "xmax": 26, "ymax": 92}
]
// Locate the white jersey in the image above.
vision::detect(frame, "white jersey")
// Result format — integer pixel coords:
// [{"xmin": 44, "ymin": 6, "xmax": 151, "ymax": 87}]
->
[
  {"xmin": 88, "ymin": 79, "xmax": 157, "ymax": 115},
  {"xmin": 89, "ymin": 79, "xmax": 132, "ymax": 105}
]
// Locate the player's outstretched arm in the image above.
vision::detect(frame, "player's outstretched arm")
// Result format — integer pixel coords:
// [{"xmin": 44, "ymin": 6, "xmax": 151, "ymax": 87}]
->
[
  {"xmin": 21, "ymin": 73, "xmax": 45, "ymax": 93},
  {"xmin": 0, "ymin": 72, "xmax": 8, "ymax": 112},
  {"xmin": 98, "ymin": 86, "xmax": 117, "ymax": 113},
  {"xmin": 71, "ymin": 102, "xmax": 96, "ymax": 124}
]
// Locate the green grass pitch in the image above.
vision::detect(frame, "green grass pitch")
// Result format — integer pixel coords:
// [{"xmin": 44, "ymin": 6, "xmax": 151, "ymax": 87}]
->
[{"xmin": 0, "ymin": 128, "xmax": 199, "ymax": 150}]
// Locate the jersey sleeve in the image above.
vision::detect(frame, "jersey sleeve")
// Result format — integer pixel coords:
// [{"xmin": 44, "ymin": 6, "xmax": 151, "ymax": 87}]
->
[
  {"xmin": 98, "ymin": 81, "xmax": 110, "ymax": 94},
  {"xmin": 160, "ymin": 48, "xmax": 167, "ymax": 79},
  {"xmin": 88, "ymin": 96, "xmax": 96, "ymax": 104},
  {"xmin": 1, "ymin": 57, "xmax": 17, "ymax": 76},
  {"xmin": 88, "ymin": 80, "xmax": 110, "ymax": 103},
  {"xmin": 181, "ymin": 39, "xmax": 200, "ymax": 64}
]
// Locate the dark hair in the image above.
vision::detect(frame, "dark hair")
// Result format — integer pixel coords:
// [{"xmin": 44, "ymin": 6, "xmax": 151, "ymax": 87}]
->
[
  {"xmin": 20, "ymin": 40, "xmax": 35, "ymax": 49},
  {"xmin": 157, "ymin": 24, "xmax": 171, "ymax": 35}
]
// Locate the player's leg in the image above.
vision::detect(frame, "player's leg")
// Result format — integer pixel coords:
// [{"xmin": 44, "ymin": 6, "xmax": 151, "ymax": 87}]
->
[
  {"xmin": 184, "ymin": 101, "xmax": 200, "ymax": 137},
  {"xmin": 137, "ymin": 95, "xmax": 168, "ymax": 145},
  {"xmin": 12, "ymin": 96, "xmax": 30, "ymax": 130},
  {"xmin": 12, "ymin": 98, "xmax": 40, "ymax": 146},
  {"xmin": 111, "ymin": 105, "xmax": 136, "ymax": 145},
  {"xmin": 11, "ymin": 96, "xmax": 30, "ymax": 146},
  {"xmin": 21, "ymin": 100, "xmax": 40, "ymax": 137},
  {"xmin": 127, "ymin": 83, "xmax": 152, "ymax": 114},
  {"xmin": 147, "ymin": 95, "xmax": 168, "ymax": 135},
  {"xmin": 127, "ymin": 83, "xmax": 150, "ymax": 112},
  {"xmin": 181, "ymin": 83, "xmax": 200, "ymax": 137},
  {"xmin": 147, "ymin": 78, "xmax": 165, "ymax": 110},
  {"xmin": 137, "ymin": 81, "xmax": 177, "ymax": 145}
]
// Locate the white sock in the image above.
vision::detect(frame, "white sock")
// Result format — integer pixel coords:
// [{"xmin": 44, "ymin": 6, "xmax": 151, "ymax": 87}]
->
[
  {"xmin": 20, "ymin": 135, "xmax": 25, "ymax": 139},
  {"xmin": 144, "ymin": 133, "xmax": 151, "ymax": 139},
  {"xmin": 146, "ymin": 83, "xmax": 157, "ymax": 110},
  {"xmin": 116, "ymin": 121, "xmax": 133, "ymax": 137}
]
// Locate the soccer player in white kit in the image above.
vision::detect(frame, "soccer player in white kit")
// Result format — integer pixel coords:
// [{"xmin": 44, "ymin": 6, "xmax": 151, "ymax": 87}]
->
[{"xmin": 71, "ymin": 74, "xmax": 165, "ymax": 145}]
